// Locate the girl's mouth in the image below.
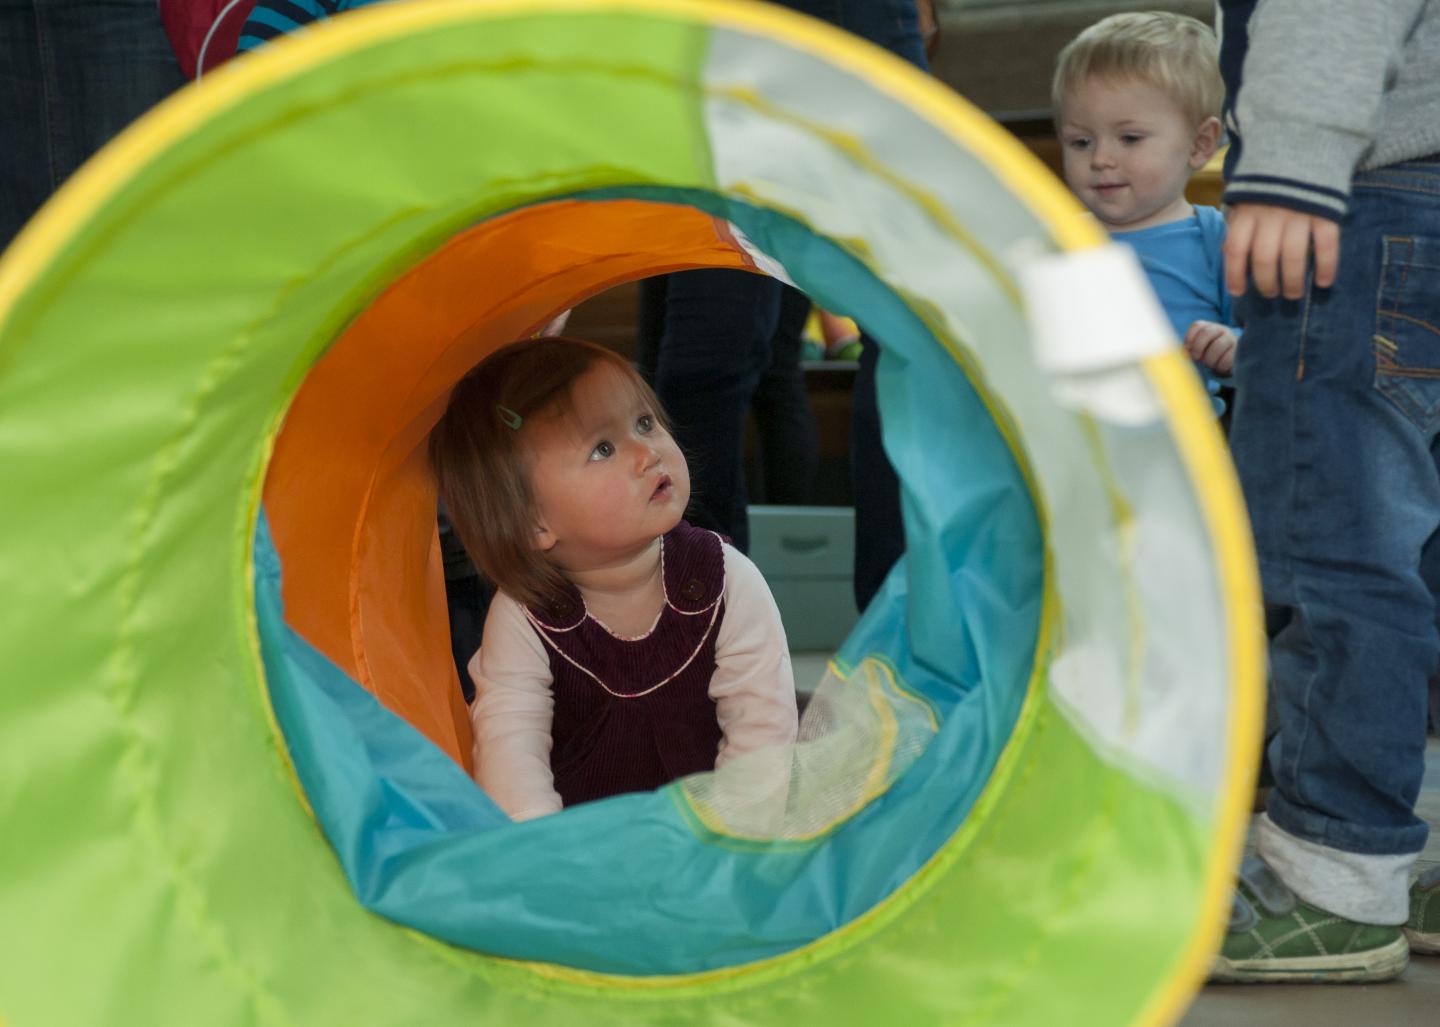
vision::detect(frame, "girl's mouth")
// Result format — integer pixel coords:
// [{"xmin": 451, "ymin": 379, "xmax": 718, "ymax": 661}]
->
[{"xmin": 651, "ymin": 474, "xmax": 672, "ymax": 501}]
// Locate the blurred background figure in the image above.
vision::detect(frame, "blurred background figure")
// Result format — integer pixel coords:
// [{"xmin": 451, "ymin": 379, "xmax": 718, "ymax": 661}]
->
[
  {"xmin": 641, "ymin": 0, "xmax": 932, "ymax": 612},
  {"xmin": 1, "ymin": 0, "xmax": 186, "ymax": 248}
]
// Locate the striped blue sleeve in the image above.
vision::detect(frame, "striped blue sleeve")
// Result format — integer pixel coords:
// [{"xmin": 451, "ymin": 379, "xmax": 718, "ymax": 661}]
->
[{"xmin": 238, "ymin": 0, "xmax": 343, "ymax": 52}]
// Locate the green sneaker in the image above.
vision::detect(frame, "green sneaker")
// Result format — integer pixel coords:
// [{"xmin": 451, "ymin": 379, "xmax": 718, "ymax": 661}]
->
[
  {"xmin": 1211, "ymin": 856, "xmax": 1410, "ymax": 983},
  {"xmin": 1408, "ymin": 864, "xmax": 1440, "ymax": 955}
]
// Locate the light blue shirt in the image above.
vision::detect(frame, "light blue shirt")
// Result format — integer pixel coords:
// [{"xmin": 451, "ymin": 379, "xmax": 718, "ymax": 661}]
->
[
  {"xmin": 1113, "ymin": 205, "xmax": 1238, "ymax": 410},
  {"xmin": 1112, "ymin": 204, "xmax": 1235, "ymax": 343}
]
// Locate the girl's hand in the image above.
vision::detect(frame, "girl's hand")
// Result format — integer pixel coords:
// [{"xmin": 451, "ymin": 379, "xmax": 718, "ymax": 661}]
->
[
  {"xmin": 1183, "ymin": 320, "xmax": 1238, "ymax": 375},
  {"xmin": 1224, "ymin": 203, "xmax": 1340, "ymax": 300}
]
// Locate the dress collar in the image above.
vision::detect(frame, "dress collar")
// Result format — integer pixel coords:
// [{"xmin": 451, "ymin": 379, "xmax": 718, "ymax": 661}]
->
[{"xmin": 525, "ymin": 521, "xmax": 723, "ymax": 631}]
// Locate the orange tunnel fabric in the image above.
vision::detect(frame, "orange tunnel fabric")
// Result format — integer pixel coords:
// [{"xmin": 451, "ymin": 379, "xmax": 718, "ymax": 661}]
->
[{"xmin": 263, "ymin": 198, "xmax": 758, "ymax": 771}]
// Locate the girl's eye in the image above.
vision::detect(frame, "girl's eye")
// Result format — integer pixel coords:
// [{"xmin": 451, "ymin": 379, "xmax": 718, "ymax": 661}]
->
[
  {"xmin": 636, "ymin": 414, "xmax": 655, "ymax": 433},
  {"xmin": 1121, "ymin": 134, "xmax": 1144, "ymax": 145},
  {"xmin": 1066, "ymin": 137, "xmax": 1090, "ymax": 151},
  {"xmin": 589, "ymin": 440, "xmax": 615, "ymax": 461}
]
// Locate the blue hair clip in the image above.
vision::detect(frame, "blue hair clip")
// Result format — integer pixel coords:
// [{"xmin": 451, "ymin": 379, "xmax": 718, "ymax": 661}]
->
[{"xmin": 496, "ymin": 404, "xmax": 523, "ymax": 430}]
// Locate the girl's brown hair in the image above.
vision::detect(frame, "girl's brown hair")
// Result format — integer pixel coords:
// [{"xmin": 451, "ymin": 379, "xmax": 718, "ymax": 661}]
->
[{"xmin": 429, "ymin": 336, "xmax": 669, "ymax": 611}]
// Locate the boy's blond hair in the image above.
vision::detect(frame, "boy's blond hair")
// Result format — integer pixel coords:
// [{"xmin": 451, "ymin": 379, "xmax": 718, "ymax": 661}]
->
[{"xmin": 1052, "ymin": 11, "xmax": 1223, "ymax": 126}]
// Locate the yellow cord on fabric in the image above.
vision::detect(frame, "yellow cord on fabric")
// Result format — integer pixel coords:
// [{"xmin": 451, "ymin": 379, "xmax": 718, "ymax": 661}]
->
[{"xmin": 1132, "ymin": 349, "xmax": 1264, "ymax": 1027}]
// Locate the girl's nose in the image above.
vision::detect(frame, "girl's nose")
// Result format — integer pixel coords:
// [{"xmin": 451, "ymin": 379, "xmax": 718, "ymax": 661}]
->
[
  {"xmin": 1090, "ymin": 142, "xmax": 1115, "ymax": 168},
  {"xmin": 635, "ymin": 438, "xmax": 661, "ymax": 472}
]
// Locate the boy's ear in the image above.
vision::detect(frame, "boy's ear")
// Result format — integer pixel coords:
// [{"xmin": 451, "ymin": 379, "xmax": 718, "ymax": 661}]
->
[{"xmin": 1189, "ymin": 116, "xmax": 1223, "ymax": 169}]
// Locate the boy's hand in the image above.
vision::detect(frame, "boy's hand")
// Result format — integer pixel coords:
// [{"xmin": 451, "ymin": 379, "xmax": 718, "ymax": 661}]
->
[
  {"xmin": 1224, "ymin": 203, "xmax": 1340, "ymax": 300},
  {"xmin": 1183, "ymin": 320, "xmax": 1238, "ymax": 375}
]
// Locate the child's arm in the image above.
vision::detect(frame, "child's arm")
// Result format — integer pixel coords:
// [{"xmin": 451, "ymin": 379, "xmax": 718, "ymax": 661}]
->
[
  {"xmin": 467, "ymin": 594, "xmax": 564, "ymax": 821},
  {"xmin": 709, "ymin": 544, "xmax": 800, "ymax": 765}
]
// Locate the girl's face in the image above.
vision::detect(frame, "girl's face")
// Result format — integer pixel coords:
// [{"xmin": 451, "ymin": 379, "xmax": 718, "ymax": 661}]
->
[
  {"xmin": 1058, "ymin": 75, "xmax": 1218, "ymax": 232},
  {"xmin": 525, "ymin": 362, "xmax": 690, "ymax": 573}
]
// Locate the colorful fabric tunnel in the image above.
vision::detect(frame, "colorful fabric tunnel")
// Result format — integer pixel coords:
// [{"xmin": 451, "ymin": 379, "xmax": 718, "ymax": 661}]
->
[{"xmin": 0, "ymin": 2, "xmax": 1262, "ymax": 1024}]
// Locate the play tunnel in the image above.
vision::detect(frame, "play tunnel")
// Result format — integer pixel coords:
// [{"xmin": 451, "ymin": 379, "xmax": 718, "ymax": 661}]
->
[{"xmin": 0, "ymin": 1, "xmax": 1263, "ymax": 1024}]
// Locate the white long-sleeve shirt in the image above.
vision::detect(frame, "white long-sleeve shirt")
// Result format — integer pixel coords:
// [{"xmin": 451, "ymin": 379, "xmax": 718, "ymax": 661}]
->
[{"xmin": 467, "ymin": 543, "xmax": 798, "ymax": 821}]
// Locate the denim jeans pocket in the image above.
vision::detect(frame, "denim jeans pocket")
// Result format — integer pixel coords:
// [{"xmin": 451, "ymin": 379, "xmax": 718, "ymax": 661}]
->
[{"xmin": 1374, "ymin": 235, "xmax": 1440, "ymax": 434}]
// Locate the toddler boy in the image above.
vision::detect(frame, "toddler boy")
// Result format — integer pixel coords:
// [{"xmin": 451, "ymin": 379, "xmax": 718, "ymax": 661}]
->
[{"xmin": 1053, "ymin": 12, "xmax": 1238, "ymax": 395}]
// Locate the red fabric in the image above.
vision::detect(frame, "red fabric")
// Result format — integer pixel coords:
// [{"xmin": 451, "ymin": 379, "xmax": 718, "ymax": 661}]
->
[{"xmin": 158, "ymin": 0, "xmax": 258, "ymax": 78}]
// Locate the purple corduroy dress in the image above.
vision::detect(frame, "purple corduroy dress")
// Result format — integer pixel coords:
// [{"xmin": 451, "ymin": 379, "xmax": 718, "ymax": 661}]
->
[{"xmin": 524, "ymin": 521, "xmax": 726, "ymax": 808}]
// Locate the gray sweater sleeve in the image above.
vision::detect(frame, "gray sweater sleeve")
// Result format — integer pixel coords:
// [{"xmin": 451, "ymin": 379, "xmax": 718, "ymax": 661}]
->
[{"xmin": 1225, "ymin": 0, "xmax": 1438, "ymax": 220}]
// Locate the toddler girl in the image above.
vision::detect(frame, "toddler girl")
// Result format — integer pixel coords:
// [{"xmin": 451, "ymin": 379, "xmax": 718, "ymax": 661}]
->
[{"xmin": 430, "ymin": 336, "xmax": 799, "ymax": 821}]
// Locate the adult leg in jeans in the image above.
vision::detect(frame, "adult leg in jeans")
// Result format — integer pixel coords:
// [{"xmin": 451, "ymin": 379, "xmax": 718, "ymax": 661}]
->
[
  {"xmin": 0, "ymin": 0, "xmax": 185, "ymax": 247},
  {"xmin": 772, "ymin": 0, "xmax": 928, "ymax": 610},
  {"xmin": 751, "ymin": 284, "xmax": 818, "ymax": 506},
  {"xmin": 1228, "ymin": 161, "xmax": 1440, "ymax": 925},
  {"xmin": 652, "ymin": 268, "xmax": 779, "ymax": 551},
  {"xmin": 650, "ymin": 0, "xmax": 926, "ymax": 571},
  {"xmin": 776, "ymin": 0, "xmax": 928, "ymax": 65},
  {"xmin": 1422, "ymin": 503, "xmax": 1440, "ymax": 735},
  {"xmin": 851, "ymin": 332, "xmax": 905, "ymax": 608},
  {"xmin": 634, "ymin": 274, "xmax": 667, "ymax": 386},
  {"xmin": 650, "ymin": 276, "xmax": 813, "ymax": 539}
]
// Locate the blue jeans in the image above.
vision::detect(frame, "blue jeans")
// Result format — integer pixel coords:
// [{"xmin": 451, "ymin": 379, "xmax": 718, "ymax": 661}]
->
[
  {"xmin": 772, "ymin": 0, "xmax": 928, "ymax": 66},
  {"xmin": 750, "ymin": 283, "xmax": 818, "ymax": 506},
  {"xmin": 651, "ymin": 268, "xmax": 790, "ymax": 551},
  {"xmin": 0, "ymin": 0, "xmax": 185, "ymax": 247},
  {"xmin": 647, "ymin": 273, "xmax": 817, "ymax": 541},
  {"xmin": 851, "ymin": 332, "xmax": 904, "ymax": 608},
  {"xmin": 653, "ymin": 0, "xmax": 924, "ymax": 573},
  {"xmin": 1230, "ymin": 157, "xmax": 1440, "ymax": 860}
]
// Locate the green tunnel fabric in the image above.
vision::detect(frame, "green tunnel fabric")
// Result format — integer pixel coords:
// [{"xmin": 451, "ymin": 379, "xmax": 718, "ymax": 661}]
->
[{"xmin": 0, "ymin": 2, "xmax": 1261, "ymax": 1024}]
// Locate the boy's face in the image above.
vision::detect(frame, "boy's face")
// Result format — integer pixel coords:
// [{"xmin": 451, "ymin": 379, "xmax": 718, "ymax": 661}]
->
[{"xmin": 1058, "ymin": 75, "xmax": 1217, "ymax": 232}]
